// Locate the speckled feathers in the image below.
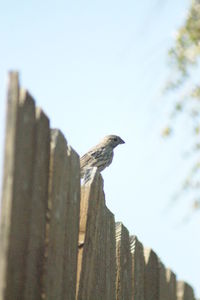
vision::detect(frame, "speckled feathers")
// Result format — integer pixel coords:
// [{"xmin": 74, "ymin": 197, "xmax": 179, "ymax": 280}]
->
[{"xmin": 80, "ymin": 135, "xmax": 125, "ymax": 178}]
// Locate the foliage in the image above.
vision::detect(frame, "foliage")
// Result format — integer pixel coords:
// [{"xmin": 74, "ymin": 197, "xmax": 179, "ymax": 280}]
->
[
  {"xmin": 168, "ymin": 0, "xmax": 200, "ymax": 85},
  {"xmin": 165, "ymin": 0, "xmax": 200, "ymax": 212}
]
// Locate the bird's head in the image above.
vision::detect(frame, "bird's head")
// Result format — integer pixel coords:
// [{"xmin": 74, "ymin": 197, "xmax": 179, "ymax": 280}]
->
[{"xmin": 101, "ymin": 135, "xmax": 125, "ymax": 149}]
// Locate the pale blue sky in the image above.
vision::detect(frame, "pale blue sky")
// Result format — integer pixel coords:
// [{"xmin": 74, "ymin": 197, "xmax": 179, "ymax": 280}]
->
[{"xmin": 1, "ymin": 0, "xmax": 200, "ymax": 297}]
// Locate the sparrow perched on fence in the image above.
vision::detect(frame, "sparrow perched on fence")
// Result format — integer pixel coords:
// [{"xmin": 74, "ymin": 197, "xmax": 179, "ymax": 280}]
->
[{"xmin": 80, "ymin": 135, "xmax": 125, "ymax": 178}]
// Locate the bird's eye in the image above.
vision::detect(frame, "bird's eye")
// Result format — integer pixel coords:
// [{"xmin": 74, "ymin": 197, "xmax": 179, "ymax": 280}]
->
[{"xmin": 113, "ymin": 138, "xmax": 118, "ymax": 141}]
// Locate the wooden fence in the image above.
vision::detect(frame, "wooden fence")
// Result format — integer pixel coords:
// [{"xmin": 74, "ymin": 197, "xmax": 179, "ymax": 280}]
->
[{"xmin": 0, "ymin": 72, "xmax": 197, "ymax": 300}]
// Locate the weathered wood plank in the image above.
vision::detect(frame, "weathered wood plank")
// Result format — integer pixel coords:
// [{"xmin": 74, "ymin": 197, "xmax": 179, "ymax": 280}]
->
[
  {"xmin": 144, "ymin": 248, "xmax": 159, "ymax": 300},
  {"xmin": 43, "ymin": 129, "xmax": 80, "ymax": 300},
  {"xmin": 130, "ymin": 235, "xmax": 144, "ymax": 300},
  {"xmin": 77, "ymin": 168, "xmax": 116, "ymax": 300},
  {"xmin": 62, "ymin": 144, "xmax": 80, "ymax": 299},
  {"xmin": 116, "ymin": 222, "xmax": 132, "ymax": 300},
  {"xmin": 0, "ymin": 73, "xmax": 36, "ymax": 300},
  {"xmin": 158, "ymin": 261, "xmax": 168, "ymax": 300},
  {"xmin": 166, "ymin": 268, "xmax": 176, "ymax": 300},
  {"xmin": 0, "ymin": 72, "xmax": 19, "ymax": 300},
  {"xmin": 90, "ymin": 181, "xmax": 107, "ymax": 298},
  {"xmin": 24, "ymin": 108, "xmax": 50, "ymax": 300},
  {"xmin": 77, "ymin": 168, "xmax": 104, "ymax": 299},
  {"xmin": 104, "ymin": 208, "xmax": 116, "ymax": 300},
  {"xmin": 177, "ymin": 281, "xmax": 195, "ymax": 300},
  {"xmin": 77, "ymin": 168, "xmax": 101, "ymax": 299}
]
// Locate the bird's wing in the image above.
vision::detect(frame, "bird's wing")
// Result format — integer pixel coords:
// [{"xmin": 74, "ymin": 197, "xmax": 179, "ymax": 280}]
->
[{"xmin": 80, "ymin": 146, "xmax": 105, "ymax": 169}]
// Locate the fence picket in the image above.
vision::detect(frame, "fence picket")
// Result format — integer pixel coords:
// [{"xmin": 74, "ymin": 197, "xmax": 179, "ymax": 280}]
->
[
  {"xmin": 0, "ymin": 75, "xmax": 36, "ymax": 299},
  {"xmin": 24, "ymin": 108, "xmax": 50, "ymax": 300},
  {"xmin": 144, "ymin": 248, "xmax": 159, "ymax": 300},
  {"xmin": 166, "ymin": 268, "xmax": 177, "ymax": 300},
  {"xmin": 43, "ymin": 129, "xmax": 80, "ymax": 300},
  {"xmin": 177, "ymin": 281, "xmax": 196, "ymax": 300},
  {"xmin": 115, "ymin": 222, "xmax": 132, "ymax": 300},
  {"xmin": 130, "ymin": 235, "xmax": 145, "ymax": 300},
  {"xmin": 77, "ymin": 169, "xmax": 116, "ymax": 300}
]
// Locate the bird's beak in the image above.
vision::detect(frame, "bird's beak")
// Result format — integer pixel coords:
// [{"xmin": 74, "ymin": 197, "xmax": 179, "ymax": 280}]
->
[{"xmin": 119, "ymin": 138, "xmax": 125, "ymax": 144}]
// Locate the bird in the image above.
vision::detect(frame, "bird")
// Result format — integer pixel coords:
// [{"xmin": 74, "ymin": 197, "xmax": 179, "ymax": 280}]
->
[{"xmin": 80, "ymin": 135, "xmax": 125, "ymax": 178}]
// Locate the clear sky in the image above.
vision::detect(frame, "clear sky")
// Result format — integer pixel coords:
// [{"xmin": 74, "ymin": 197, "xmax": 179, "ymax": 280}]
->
[{"xmin": 1, "ymin": 0, "xmax": 199, "ymax": 297}]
